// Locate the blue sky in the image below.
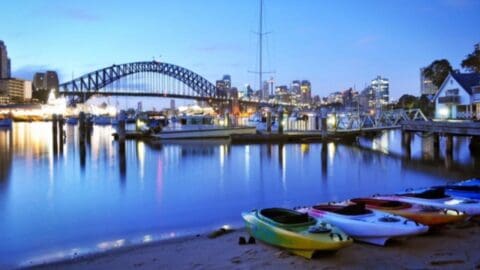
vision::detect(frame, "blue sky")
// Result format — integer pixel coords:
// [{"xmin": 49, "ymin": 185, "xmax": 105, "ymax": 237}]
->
[{"xmin": 1, "ymin": 0, "xmax": 479, "ymax": 99}]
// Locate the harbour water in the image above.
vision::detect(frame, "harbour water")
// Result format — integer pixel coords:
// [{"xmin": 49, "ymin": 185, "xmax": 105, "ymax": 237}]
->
[{"xmin": 0, "ymin": 123, "xmax": 478, "ymax": 268}]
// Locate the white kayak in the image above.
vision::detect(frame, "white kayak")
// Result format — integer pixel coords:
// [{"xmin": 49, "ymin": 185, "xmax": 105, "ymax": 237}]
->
[
  {"xmin": 376, "ymin": 188, "xmax": 480, "ymax": 216},
  {"xmin": 301, "ymin": 204, "xmax": 429, "ymax": 246}
]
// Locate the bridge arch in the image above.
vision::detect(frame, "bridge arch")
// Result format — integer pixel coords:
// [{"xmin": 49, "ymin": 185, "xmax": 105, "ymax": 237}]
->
[{"xmin": 58, "ymin": 61, "xmax": 225, "ymax": 99}]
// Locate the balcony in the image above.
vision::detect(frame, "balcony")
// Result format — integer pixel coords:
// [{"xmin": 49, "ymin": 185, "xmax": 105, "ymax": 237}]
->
[
  {"xmin": 473, "ymin": 86, "xmax": 480, "ymax": 103},
  {"xmin": 438, "ymin": 95, "xmax": 460, "ymax": 104}
]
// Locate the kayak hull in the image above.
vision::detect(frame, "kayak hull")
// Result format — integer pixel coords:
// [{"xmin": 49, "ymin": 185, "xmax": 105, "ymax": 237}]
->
[
  {"xmin": 242, "ymin": 209, "xmax": 352, "ymax": 258},
  {"xmin": 306, "ymin": 205, "xmax": 429, "ymax": 246},
  {"xmin": 349, "ymin": 198, "xmax": 467, "ymax": 226}
]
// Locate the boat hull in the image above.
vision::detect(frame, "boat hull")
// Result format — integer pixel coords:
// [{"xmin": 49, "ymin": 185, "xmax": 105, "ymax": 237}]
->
[
  {"xmin": 242, "ymin": 210, "xmax": 351, "ymax": 258},
  {"xmin": 154, "ymin": 126, "xmax": 256, "ymax": 140},
  {"xmin": 306, "ymin": 206, "xmax": 429, "ymax": 246},
  {"xmin": 377, "ymin": 195, "xmax": 480, "ymax": 216},
  {"xmin": 349, "ymin": 198, "xmax": 467, "ymax": 226}
]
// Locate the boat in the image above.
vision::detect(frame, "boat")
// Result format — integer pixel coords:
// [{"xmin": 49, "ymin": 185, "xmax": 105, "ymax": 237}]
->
[
  {"xmin": 435, "ymin": 179, "xmax": 480, "ymax": 199},
  {"xmin": 93, "ymin": 115, "xmax": 113, "ymax": 125},
  {"xmin": 242, "ymin": 208, "xmax": 352, "ymax": 258},
  {"xmin": 66, "ymin": 117, "xmax": 78, "ymax": 125},
  {"xmin": 349, "ymin": 198, "xmax": 467, "ymax": 226},
  {"xmin": 376, "ymin": 188, "xmax": 480, "ymax": 216},
  {"xmin": 304, "ymin": 203, "xmax": 429, "ymax": 246},
  {"xmin": 152, "ymin": 126, "xmax": 257, "ymax": 139},
  {"xmin": 0, "ymin": 118, "xmax": 12, "ymax": 128}
]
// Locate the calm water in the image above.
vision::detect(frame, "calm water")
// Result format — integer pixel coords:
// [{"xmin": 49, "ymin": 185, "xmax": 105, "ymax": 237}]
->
[{"xmin": 0, "ymin": 122, "xmax": 479, "ymax": 268}]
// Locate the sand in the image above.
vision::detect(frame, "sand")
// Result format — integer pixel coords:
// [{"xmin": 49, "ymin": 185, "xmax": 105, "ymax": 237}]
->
[{"xmin": 26, "ymin": 219, "xmax": 480, "ymax": 270}]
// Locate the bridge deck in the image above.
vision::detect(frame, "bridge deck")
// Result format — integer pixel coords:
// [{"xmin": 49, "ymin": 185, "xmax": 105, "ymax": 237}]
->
[{"xmin": 401, "ymin": 120, "xmax": 480, "ymax": 136}]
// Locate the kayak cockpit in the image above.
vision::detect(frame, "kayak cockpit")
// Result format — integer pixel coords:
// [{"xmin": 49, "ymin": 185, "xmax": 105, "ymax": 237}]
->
[
  {"xmin": 350, "ymin": 198, "xmax": 412, "ymax": 210},
  {"xmin": 400, "ymin": 188, "xmax": 450, "ymax": 199},
  {"xmin": 260, "ymin": 208, "xmax": 315, "ymax": 225},
  {"xmin": 313, "ymin": 204, "xmax": 373, "ymax": 216}
]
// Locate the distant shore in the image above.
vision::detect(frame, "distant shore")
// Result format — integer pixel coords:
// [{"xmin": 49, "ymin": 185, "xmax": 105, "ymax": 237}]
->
[{"xmin": 27, "ymin": 218, "xmax": 480, "ymax": 270}]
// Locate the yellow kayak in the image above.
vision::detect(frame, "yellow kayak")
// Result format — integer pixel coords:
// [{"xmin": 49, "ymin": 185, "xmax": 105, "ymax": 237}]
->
[{"xmin": 242, "ymin": 208, "xmax": 352, "ymax": 258}]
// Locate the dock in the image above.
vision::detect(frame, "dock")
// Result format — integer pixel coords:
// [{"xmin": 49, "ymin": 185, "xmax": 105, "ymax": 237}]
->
[{"xmin": 401, "ymin": 120, "xmax": 480, "ymax": 136}]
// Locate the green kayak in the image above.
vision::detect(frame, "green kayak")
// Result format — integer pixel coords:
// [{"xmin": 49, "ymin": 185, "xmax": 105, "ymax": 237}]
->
[{"xmin": 242, "ymin": 208, "xmax": 352, "ymax": 258}]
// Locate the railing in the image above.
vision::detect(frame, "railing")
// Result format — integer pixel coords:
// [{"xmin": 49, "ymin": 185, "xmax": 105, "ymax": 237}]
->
[
  {"xmin": 438, "ymin": 96, "xmax": 460, "ymax": 104},
  {"xmin": 473, "ymin": 86, "xmax": 480, "ymax": 102}
]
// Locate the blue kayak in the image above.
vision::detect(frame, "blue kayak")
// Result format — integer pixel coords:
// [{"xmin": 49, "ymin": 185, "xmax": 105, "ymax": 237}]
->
[{"xmin": 437, "ymin": 179, "xmax": 480, "ymax": 199}]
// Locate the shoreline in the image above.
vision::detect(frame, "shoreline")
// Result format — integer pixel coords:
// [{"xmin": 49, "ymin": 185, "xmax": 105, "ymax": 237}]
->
[{"xmin": 25, "ymin": 219, "xmax": 480, "ymax": 270}]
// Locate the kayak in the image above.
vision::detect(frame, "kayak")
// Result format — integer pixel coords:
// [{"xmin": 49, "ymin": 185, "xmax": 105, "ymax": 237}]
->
[
  {"xmin": 377, "ymin": 188, "xmax": 480, "ymax": 216},
  {"xmin": 242, "ymin": 208, "xmax": 352, "ymax": 258},
  {"xmin": 438, "ymin": 179, "xmax": 480, "ymax": 199},
  {"xmin": 349, "ymin": 198, "xmax": 467, "ymax": 226},
  {"xmin": 304, "ymin": 204, "xmax": 429, "ymax": 246}
]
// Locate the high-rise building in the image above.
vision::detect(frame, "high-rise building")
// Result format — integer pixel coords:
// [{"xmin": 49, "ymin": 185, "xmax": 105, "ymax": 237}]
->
[
  {"xmin": 370, "ymin": 76, "xmax": 389, "ymax": 107},
  {"xmin": 0, "ymin": 78, "xmax": 32, "ymax": 102},
  {"xmin": 0, "ymin": 41, "xmax": 11, "ymax": 79},
  {"xmin": 291, "ymin": 80, "xmax": 301, "ymax": 94},
  {"xmin": 420, "ymin": 68, "xmax": 438, "ymax": 96},
  {"xmin": 261, "ymin": 80, "xmax": 269, "ymax": 101},
  {"xmin": 300, "ymin": 80, "xmax": 312, "ymax": 104},
  {"xmin": 222, "ymin": 74, "xmax": 231, "ymax": 89},
  {"xmin": 32, "ymin": 71, "xmax": 59, "ymax": 103}
]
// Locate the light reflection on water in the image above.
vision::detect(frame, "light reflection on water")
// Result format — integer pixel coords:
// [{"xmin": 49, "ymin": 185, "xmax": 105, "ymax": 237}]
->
[{"xmin": 0, "ymin": 122, "xmax": 479, "ymax": 268}]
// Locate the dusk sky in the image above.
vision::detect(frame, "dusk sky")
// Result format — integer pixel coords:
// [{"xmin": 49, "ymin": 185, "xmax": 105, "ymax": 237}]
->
[{"xmin": 2, "ymin": 0, "xmax": 479, "ymax": 99}]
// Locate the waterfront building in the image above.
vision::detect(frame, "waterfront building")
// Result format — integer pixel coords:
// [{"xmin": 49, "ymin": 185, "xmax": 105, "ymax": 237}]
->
[
  {"xmin": 300, "ymin": 80, "xmax": 312, "ymax": 104},
  {"xmin": 0, "ymin": 78, "xmax": 32, "ymax": 102},
  {"xmin": 371, "ymin": 76, "xmax": 389, "ymax": 106},
  {"xmin": 32, "ymin": 71, "xmax": 59, "ymax": 103},
  {"xmin": 420, "ymin": 68, "xmax": 438, "ymax": 96},
  {"xmin": 433, "ymin": 71, "xmax": 480, "ymax": 119},
  {"xmin": 222, "ymin": 74, "xmax": 231, "ymax": 89},
  {"xmin": 261, "ymin": 80, "xmax": 269, "ymax": 101},
  {"xmin": 275, "ymin": 85, "xmax": 290, "ymax": 103},
  {"xmin": 0, "ymin": 41, "xmax": 11, "ymax": 79}
]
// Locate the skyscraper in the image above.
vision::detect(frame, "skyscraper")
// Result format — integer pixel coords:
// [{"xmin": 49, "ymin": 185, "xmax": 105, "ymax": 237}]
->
[
  {"xmin": 370, "ymin": 75, "xmax": 389, "ymax": 106},
  {"xmin": 222, "ymin": 75, "xmax": 231, "ymax": 89},
  {"xmin": 300, "ymin": 80, "xmax": 312, "ymax": 104},
  {"xmin": 420, "ymin": 68, "xmax": 438, "ymax": 96},
  {"xmin": 0, "ymin": 41, "xmax": 11, "ymax": 79}
]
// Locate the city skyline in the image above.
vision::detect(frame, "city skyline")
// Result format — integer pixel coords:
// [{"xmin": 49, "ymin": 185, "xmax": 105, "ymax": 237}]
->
[{"xmin": 1, "ymin": 0, "xmax": 479, "ymax": 99}]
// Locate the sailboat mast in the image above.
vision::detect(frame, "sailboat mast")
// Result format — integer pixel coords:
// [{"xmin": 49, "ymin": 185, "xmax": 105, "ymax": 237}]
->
[{"xmin": 259, "ymin": 0, "xmax": 263, "ymax": 96}]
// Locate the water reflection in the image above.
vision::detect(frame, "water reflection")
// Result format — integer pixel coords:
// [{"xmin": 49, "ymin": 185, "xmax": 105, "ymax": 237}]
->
[{"xmin": 1, "ymin": 124, "xmax": 479, "ymax": 268}]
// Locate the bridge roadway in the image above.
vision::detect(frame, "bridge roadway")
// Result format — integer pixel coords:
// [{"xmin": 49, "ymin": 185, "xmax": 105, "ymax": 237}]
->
[{"xmin": 402, "ymin": 120, "xmax": 480, "ymax": 136}]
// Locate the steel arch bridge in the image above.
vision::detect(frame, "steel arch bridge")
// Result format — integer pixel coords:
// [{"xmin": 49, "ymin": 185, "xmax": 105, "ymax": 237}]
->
[{"xmin": 58, "ymin": 61, "xmax": 230, "ymax": 102}]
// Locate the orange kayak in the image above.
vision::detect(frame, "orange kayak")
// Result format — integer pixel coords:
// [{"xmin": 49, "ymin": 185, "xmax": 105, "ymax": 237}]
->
[{"xmin": 349, "ymin": 198, "xmax": 467, "ymax": 226}]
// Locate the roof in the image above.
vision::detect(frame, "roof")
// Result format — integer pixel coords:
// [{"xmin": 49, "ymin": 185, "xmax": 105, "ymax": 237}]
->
[{"xmin": 450, "ymin": 72, "xmax": 480, "ymax": 95}]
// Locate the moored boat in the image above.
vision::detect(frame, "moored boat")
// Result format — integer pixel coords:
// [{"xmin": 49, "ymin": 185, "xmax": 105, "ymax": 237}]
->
[
  {"xmin": 377, "ymin": 188, "xmax": 480, "ymax": 216},
  {"xmin": 0, "ymin": 118, "xmax": 12, "ymax": 128},
  {"xmin": 304, "ymin": 203, "xmax": 429, "ymax": 246},
  {"xmin": 349, "ymin": 198, "xmax": 466, "ymax": 226},
  {"xmin": 66, "ymin": 117, "xmax": 78, "ymax": 125},
  {"xmin": 242, "ymin": 208, "xmax": 352, "ymax": 258}
]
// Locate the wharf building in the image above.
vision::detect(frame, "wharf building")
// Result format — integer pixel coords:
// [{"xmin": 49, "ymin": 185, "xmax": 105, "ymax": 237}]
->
[{"xmin": 433, "ymin": 71, "xmax": 480, "ymax": 119}]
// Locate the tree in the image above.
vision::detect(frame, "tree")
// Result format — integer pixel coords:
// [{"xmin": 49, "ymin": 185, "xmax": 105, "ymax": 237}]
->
[
  {"xmin": 461, "ymin": 44, "xmax": 480, "ymax": 73},
  {"xmin": 423, "ymin": 59, "xmax": 453, "ymax": 88},
  {"xmin": 396, "ymin": 94, "xmax": 418, "ymax": 109}
]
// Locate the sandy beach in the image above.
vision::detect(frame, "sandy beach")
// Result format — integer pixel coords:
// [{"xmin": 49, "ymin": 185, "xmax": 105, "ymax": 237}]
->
[{"xmin": 26, "ymin": 218, "xmax": 480, "ymax": 270}]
